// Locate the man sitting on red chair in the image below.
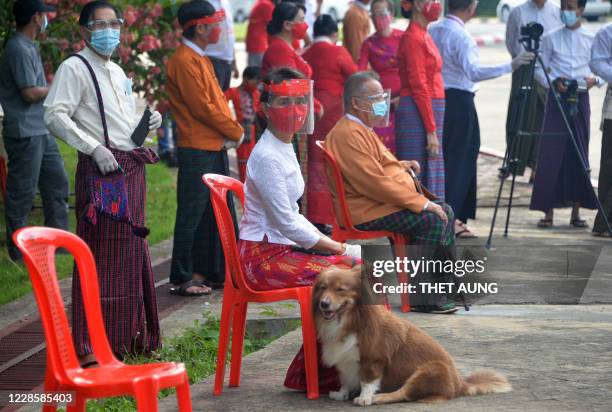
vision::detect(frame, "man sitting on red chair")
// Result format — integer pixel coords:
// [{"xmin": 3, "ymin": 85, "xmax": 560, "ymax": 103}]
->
[{"xmin": 326, "ymin": 71, "xmax": 459, "ymax": 314}]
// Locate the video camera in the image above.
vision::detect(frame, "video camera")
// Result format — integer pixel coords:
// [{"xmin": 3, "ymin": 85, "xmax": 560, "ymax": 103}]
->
[
  {"xmin": 520, "ymin": 22, "xmax": 544, "ymax": 52},
  {"xmin": 560, "ymin": 79, "xmax": 587, "ymax": 116}
]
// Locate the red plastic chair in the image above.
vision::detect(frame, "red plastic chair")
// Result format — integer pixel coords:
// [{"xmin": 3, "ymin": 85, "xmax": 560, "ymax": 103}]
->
[
  {"xmin": 202, "ymin": 174, "xmax": 319, "ymax": 400},
  {"xmin": 315, "ymin": 140, "xmax": 411, "ymax": 312},
  {"xmin": 13, "ymin": 227, "xmax": 192, "ymax": 412}
]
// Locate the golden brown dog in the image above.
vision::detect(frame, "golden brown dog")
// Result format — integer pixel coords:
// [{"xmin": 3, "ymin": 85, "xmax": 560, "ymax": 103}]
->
[{"xmin": 314, "ymin": 266, "xmax": 512, "ymax": 406}]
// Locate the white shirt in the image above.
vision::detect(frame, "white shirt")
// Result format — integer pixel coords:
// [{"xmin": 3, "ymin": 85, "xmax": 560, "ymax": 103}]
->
[
  {"xmin": 505, "ymin": 0, "xmax": 562, "ymax": 57},
  {"xmin": 239, "ymin": 129, "xmax": 320, "ymax": 248},
  {"xmin": 346, "ymin": 113, "xmax": 372, "ymax": 130},
  {"xmin": 204, "ymin": 0, "xmax": 236, "ymax": 62},
  {"xmin": 535, "ymin": 26, "xmax": 596, "ymax": 88},
  {"xmin": 590, "ymin": 24, "xmax": 612, "ymax": 119},
  {"xmin": 44, "ymin": 47, "xmax": 138, "ymax": 155},
  {"xmin": 430, "ymin": 16, "xmax": 512, "ymax": 93},
  {"xmin": 590, "ymin": 24, "xmax": 612, "ymax": 83},
  {"xmin": 182, "ymin": 37, "xmax": 207, "ymax": 56}
]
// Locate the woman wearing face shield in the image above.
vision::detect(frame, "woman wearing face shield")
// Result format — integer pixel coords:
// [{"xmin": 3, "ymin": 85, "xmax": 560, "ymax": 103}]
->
[
  {"xmin": 238, "ymin": 67, "xmax": 362, "ymax": 393},
  {"xmin": 395, "ymin": 0, "xmax": 446, "ymax": 200}
]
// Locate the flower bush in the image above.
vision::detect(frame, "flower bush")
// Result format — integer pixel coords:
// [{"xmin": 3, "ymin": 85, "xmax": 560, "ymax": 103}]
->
[{"xmin": 1, "ymin": 0, "xmax": 184, "ymax": 113}]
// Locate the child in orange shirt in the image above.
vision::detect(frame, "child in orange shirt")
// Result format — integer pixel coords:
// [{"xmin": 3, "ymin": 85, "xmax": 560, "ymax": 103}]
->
[{"xmin": 225, "ymin": 66, "xmax": 261, "ymax": 181}]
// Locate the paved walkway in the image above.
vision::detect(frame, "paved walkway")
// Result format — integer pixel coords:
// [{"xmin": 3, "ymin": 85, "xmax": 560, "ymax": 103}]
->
[
  {"xmin": 160, "ymin": 305, "xmax": 612, "ymax": 412},
  {"xmin": 2, "ymin": 153, "xmax": 611, "ymax": 411}
]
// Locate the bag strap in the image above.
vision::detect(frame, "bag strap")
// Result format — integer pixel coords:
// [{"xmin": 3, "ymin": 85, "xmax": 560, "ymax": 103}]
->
[{"xmin": 69, "ymin": 54, "xmax": 111, "ymax": 149}]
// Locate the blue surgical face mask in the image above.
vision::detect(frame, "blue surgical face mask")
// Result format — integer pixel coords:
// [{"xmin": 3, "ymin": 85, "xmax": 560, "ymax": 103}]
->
[
  {"xmin": 90, "ymin": 28, "xmax": 121, "ymax": 55},
  {"xmin": 372, "ymin": 100, "xmax": 389, "ymax": 116},
  {"xmin": 40, "ymin": 14, "xmax": 48, "ymax": 33},
  {"xmin": 561, "ymin": 10, "xmax": 578, "ymax": 27}
]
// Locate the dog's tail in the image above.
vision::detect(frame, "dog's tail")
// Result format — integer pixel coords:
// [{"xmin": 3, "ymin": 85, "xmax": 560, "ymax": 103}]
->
[{"xmin": 461, "ymin": 370, "xmax": 512, "ymax": 396}]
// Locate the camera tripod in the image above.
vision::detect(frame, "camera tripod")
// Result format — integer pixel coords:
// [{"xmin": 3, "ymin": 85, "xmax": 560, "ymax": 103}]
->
[{"xmin": 485, "ymin": 33, "xmax": 612, "ymax": 249}]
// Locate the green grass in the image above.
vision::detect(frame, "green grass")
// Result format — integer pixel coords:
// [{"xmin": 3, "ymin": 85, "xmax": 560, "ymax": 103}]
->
[
  {"xmin": 0, "ymin": 140, "xmax": 177, "ymax": 306},
  {"xmin": 81, "ymin": 315, "xmax": 279, "ymax": 411}
]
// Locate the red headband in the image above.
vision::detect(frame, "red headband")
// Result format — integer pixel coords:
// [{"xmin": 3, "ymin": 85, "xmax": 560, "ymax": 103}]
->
[
  {"xmin": 182, "ymin": 9, "xmax": 225, "ymax": 29},
  {"xmin": 263, "ymin": 79, "xmax": 311, "ymax": 96}
]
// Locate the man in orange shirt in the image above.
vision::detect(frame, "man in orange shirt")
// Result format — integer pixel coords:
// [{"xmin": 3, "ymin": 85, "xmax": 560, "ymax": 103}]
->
[
  {"xmin": 343, "ymin": 0, "xmax": 371, "ymax": 62},
  {"xmin": 167, "ymin": 0, "xmax": 244, "ymax": 296},
  {"xmin": 326, "ymin": 72, "xmax": 458, "ymax": 314}
]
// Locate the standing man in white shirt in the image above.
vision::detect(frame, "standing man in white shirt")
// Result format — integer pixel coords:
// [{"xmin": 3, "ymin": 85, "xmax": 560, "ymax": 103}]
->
[
  {"xmin": 204, "ymin": 0, "xmax": 238, "ymax": 90},
  {"xmin": 430, "ymin": 0, "xmax": 533, "ymax": 238},
  {"xmin": 530, "ymin": 0, "xmax": 601, "ymax": 228},
  {"xmin": 43, "ymin": 0, "xmax": 163, "ymax": 366},
  {"xmin": 590, "ymin": 24, "xmax": 612, "ymax": 237},
  {"xmin": 505, "ymin": 0, "xmax": 562, "ymax": 180}
]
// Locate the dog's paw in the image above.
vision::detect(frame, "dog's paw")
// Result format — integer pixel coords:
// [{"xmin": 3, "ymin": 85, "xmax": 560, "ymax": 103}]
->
[
  {"xmin": 353, "ymin": 395, "xmax": 374, "ymax": 407},
  {"xmin": 329, "ymin": 390, "xmax": 349, "ymax": 401}
]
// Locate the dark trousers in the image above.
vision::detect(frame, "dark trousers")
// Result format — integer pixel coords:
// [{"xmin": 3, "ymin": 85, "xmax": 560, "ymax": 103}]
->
[
  {"xmin": 4, "ymin": 134, "xmax": 69, "ymax": 260},
  {"xmin": 443, "ymin": 89, "xmax": 480, "ymax": 223},
  {"xmin": 169, "ymin": 148, "xmax": 236, "ymax": 285},
  {"xmin": 594, "ymin": 119, "xmax": 612, "ymax": 233},
  {"xmin": 208, "ymin": 56, "xmax": 233, "ymax": 91}
]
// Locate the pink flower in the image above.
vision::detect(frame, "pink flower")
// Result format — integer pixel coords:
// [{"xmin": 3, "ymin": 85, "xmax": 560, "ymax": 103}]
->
[
  {"xmin": 137, "ymin": 34, "xmax": 161, "ymax": 52},
  {"xmin": 151, "ymin": 66, "xmax": 161, "ymax": 75},
  {"xmin": 150, "ymin": 4, "xmax": 163, "ymax": 19},
  {"xmin": 144, "ymin": 17, "xmax": 153, "ymax": 26},
  {"xmin": 124, "ymin": 6, "xmax": 137, "ymax": 26},
  {"xmin": 118, "ymin": 46, "xmax": 132, "ymax": 63},
  {"xmin": 72, "ymin": 40, "xmax": 85, "ymax": 52},
  {"xmin": 58, "ymin": 38, "xmax": 69, "ymax": 51}
]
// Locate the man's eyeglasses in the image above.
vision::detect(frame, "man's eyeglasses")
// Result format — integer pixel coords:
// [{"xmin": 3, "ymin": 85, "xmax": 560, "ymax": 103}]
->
[{"xmin": 86, "ymin": 18, "xmax": 124, "ymax": 30}]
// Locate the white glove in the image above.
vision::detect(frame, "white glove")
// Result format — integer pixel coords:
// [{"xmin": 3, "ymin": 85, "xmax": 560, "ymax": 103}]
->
[
  {"xmin": 342, "ymin": 243, "xmax": 362, "ymax": 259},
  {"xmin": 149, "ymin": 110, "xmax": 162, "ymax": 131},
  {"xmin": 91, "ymin": 145, "xmax": 119, "ymax": 175},
  {"xmin": 223, "ymin": 133, "xmax": 245, "ymax": 150},
  {"xmin": 511, "ymin": 51, "xmax": 535, "ymax": 71}
]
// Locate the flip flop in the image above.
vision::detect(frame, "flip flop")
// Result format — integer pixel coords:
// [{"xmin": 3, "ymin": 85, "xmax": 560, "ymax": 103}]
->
[
  {"xmin": 537, "ymin": 218, "xmax": 553, "ymax": 228},
  {"xmin": 201, "ymin": 279, "xmax": 225, "ymax": 290},
  {"xmin": 455, "ymin": 221, "xmax": 477, "ymax": 238},
  {"xmin": 570, "ymin": 218, "xmax": 588, "ymax": 228},
  {"xmin": 456, "ymin": 228, "xmax": 478, "ymax": 238},
  {"xmin": 169, "ymin": 279, "xmax": 212, "ymax": 296}
]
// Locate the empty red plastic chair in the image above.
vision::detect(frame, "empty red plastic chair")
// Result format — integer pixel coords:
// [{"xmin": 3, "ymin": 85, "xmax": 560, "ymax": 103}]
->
[
  {"xmin": 202, "ymin": 174, "xmax": 319, "ymax": 400},
  {"xmin": 13, "ymin": 227, "xmax": 192, "ymax": 412},
  {"xmin": 315, "ymin": 140, "xmax": 411, "ymax": 312}
]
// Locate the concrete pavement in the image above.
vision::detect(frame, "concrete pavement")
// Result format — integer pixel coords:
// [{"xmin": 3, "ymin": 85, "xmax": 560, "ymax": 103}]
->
[{"xmin": 158, "ymin": 154, "xmax": 612, "ymax": 412}]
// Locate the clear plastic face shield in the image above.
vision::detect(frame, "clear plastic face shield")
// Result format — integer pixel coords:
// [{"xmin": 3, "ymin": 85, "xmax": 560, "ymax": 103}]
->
[
  {"xmin": 182, "ymin": 9, "xmax": 227, "ymax": 45},
  {"xmin": 353, "ymin": 89, "xmax": 391, "ymax": 128},
  {"xmin": 263, "ymin": 79, "xmax": 314, "ymax": 135}
]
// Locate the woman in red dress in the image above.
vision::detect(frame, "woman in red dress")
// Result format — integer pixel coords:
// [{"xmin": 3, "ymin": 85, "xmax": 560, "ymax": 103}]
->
[
  {"xmin": 358, "ymin": 0, "xmax": 403, "ymax": 153},
  {"xmin": 261, "ymin": 2, "xmax": 312, "ymax": 78},
  {"xmin": 261, "ymin": 1, "xmax": 321, "ymax": 216},
  {"xmin": 302, "ymin": 15, "xmax": 357, "ymax": 229},
  {"xmin": 395, "ymin": 0, "xmax": 446, "ymax": 200}
]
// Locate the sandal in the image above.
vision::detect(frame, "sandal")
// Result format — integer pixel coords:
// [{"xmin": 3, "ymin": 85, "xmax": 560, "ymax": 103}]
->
[
  {"xmin": 570, "ymin": 218, "xmax": 588, "ymax": 228},
  {"xmin": 201, "ymin": 279, "xmax": 225, "ymax": 290},
  {"xmin": 455, "ymin": 221, "xmax": 477, "ymax": 239},
  {"xmin": 169, "ymin": 279, "xmax": 212, "ymax": 296},
  {"xmin": 537, "ymin": 218, "xmax": 553, "ymax": 228}
]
